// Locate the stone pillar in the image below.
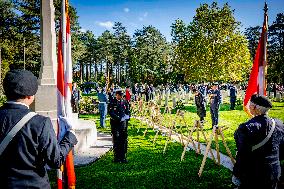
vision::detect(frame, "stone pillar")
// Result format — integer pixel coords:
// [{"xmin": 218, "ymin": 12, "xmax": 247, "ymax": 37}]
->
[{"xmin": 31, "ymin": 0, "xmax": 57, "ymax": 130}]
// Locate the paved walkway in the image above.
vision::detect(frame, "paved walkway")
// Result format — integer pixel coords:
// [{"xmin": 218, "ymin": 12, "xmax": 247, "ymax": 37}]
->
[{"xmin": 74, "ymin": 132, "xmax": 113, "ymax": 167}]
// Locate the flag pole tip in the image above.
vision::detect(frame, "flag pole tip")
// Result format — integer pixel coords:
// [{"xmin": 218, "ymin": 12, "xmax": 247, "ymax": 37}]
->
[{"xmin": 264, "ymin": 2, "xmax": 268, "ymax": 13}]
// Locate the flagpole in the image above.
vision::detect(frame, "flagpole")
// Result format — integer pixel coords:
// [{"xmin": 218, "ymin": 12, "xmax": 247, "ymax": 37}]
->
[
  {"xmin": 61, "ymin": 0, "xmax": 67, "ymax": 117},
  {"xmin": 263, "ymin": 2, "xmax": 268, "ymax": 96}
]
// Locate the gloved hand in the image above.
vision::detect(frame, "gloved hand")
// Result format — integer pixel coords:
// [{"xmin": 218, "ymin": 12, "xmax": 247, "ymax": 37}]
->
[
  {"xmin": 232, "ymin": 175, "xmax": 241, "ymax": 186},
  {"xmin": 59, "ymin": 116, "xmax": 76, "ymax": 131}
]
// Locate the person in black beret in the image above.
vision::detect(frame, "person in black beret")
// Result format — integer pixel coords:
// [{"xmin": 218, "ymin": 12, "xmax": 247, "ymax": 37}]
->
[
  {"xmin": 0, "ymin": 69, "xmax": 78, "ymax": 189},
  {"xmin": 108, "ymin": 88, "xmax": 129, "ymax": 163},
  {"xmin": 232, "ymin": 94, "xmax": 284, "ymax": 189}
]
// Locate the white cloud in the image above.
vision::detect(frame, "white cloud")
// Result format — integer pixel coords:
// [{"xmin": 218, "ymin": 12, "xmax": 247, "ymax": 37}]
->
[
  {"xmin": 138, "ymin": 12, "xmax": 148, "ymax": 22},
  {"xmin": 96, "ymin": 21, "xmax": 114, "ymax": 29},
  {"xmin": 124, "ymin": 8, "xmax": 129, "ymax": 13},
  {"xmin": 143, "ymin": 12, "xmax": 148, "ymax": 17},
  {"xmin": 80, "ymin": 28, "xmax": 86, "ymax": 33}
]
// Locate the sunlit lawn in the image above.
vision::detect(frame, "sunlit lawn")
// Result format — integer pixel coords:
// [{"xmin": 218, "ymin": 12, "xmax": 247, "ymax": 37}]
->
[{"xmin": 48, "ymin": 97, "xmax": 284, "ymax": 188}]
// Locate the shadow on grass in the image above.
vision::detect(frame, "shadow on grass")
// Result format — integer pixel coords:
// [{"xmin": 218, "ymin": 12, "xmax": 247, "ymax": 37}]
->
[{"xmin": 49, "ymin": 120, "xmax": 234, "ymax": 189}]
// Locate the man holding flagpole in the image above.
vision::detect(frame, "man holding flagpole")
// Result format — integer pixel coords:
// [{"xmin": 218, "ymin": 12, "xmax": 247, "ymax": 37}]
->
[
  {"xmin": 0, "ymin": 70, "xmax": 78, "ymax": 189},
  {"xmin": 233, "ymin": 3, "xmax": 284, "ymax": 189}
]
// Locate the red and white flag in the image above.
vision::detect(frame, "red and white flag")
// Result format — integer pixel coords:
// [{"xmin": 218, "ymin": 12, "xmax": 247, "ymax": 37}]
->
[
  {"xmin": 57, "ymin": 0, "xmax": 76, "ymax": 188},
  {"xmin": 244, "ymin": 4, "xmax": 268, "ymax": 116}
]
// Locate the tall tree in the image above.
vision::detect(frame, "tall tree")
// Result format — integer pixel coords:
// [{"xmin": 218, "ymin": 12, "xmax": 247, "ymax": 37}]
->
[
  {"xmin": 97, "ymin": 30, "xmax": 116, "ymax": 85},
  {"xmin": 268, "ymin": 13, "xmax": 284, "ymax": 84},
  {"xmin": 131, "ymin": 25, "xmax": 171, "ymax": 84},
  {"xmin": 112, "ymin": 22, "xmax": 131, "ymax": 84},
  {"xmin": 244, "ymin": 26, "xmax": 262, "ymax": 60},
  {"xmin": 172, "ymin": 2, "xmax": 251, "ymax": 82}
]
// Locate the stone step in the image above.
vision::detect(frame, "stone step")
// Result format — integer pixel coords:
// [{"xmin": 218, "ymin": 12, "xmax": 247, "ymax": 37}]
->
[
  {"xmin": 74, "ymin": 132, "xmax": 113, "ymax": 166},
  {"xmin": 74, "ymin": 119, "xmax": 97, "ymax": 153}
]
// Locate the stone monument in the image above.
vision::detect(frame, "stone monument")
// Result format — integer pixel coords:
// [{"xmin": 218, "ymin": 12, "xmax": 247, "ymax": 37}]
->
[{"xmin": 30, "ymin": 0, "xmax": 57, "ymax": 130}]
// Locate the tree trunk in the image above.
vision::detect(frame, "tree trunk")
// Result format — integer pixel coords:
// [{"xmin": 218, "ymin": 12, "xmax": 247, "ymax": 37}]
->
[
  {"xmin": 100, "ymin": 62, "xmax": 103, "ymax": 76},
  {"xmin": 94, "ymin": 62, "xmax": 97, "ymax": 81},
  {"xmin": 80, "ymin": 63, "xmax": 83, "ymax": 84},
  {"xmin": 89, "ymin": 63, "xmax": 92, "ymax": 81},
  {"xmin": 86, "ymin": 64, "xmax": 89, "ymax": 82},
  {"xmin": 0, "ymin": 46, "xmax": 2, "ymax": 83},
  {"xmin": 118, "ymin": 63, "xmax": 121, "ymax": 84}
]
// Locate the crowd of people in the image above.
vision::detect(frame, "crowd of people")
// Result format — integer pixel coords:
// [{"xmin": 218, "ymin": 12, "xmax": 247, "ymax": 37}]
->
[
  {"xmin": 92, "ymin": 81, "xmax": 284, "ymax": 189},
  {"xmin": 1, "ymin": 69, "xmax": 284, "ymax": 188}
]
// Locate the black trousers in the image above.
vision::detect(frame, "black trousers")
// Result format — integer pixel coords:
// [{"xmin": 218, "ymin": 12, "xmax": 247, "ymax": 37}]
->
[
  {"xmin": 110, "ymin": 119, "xmax": 128, "ymax": 161},
  {"xmin": 230, "ymin": 96, "xmax": 236, "ymax": 110}
]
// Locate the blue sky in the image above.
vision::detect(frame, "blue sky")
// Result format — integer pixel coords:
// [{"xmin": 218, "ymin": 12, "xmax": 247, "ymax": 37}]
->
[{"xmin": 70, "ymin": 0, "xmax": 284, "ymax": 41}]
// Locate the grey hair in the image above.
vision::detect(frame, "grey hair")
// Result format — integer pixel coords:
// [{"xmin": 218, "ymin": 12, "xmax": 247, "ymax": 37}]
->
[{"xmin": 250, "ymin": 101, "xmax": 270, "ymax": 115}]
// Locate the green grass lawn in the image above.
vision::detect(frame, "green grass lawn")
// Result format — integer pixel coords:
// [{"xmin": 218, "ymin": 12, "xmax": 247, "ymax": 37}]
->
[
  {"xmin": 48, "ymin": 100, "xmax": 284, "ymax": 189},
  {"xmin": 49, "ymin": 119, "xmax": 234, "ymax": 189}
]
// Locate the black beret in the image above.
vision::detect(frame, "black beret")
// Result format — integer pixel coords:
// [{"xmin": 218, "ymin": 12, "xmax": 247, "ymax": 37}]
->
[
  {"xmin": 250, "ymin": 94, "xmax": 272, "ymax": 108},
  {"xmin": 3, "ymin": 69, "xmax": 38, "ymax": 98}
]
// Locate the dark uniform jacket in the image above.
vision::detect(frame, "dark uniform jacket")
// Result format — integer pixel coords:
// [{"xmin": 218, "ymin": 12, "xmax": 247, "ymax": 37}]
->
[
  {"xmin": 233, "ymin": 114, "xmax": 284, "ymax": 186},
  {"xmin": 109, "ymin": 99, "xmax": 126, "ymax": 122},
  {"xmin": 208, "ymin": 89, "xmax": 222, "ymax": 107},
  {"xmin": 0, "ymin": 103, "xmax": 78, "ymax": 189},
  {"xmin": 195, "ymin": 93, "xmax": 206, "ymax": 108},
  {"xmin": 229, "ymin": 85, "xmax": 237, "ymax": 97}
]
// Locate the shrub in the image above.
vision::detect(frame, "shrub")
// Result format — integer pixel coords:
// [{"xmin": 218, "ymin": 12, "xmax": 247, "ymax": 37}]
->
[
  {"xmin": 79, "ymin": 96, "xmax": 99, "ymax": 115},
  {"xmin": 0, "ymin": 96, "xmax": 7, "ymax": 106},
  {"xmin": 176, "ymin": 100, "xmax": 185, "ymax": 110}
]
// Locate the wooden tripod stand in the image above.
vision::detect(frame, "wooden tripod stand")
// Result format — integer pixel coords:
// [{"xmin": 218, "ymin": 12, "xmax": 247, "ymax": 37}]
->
[
  {"xmin": 198, "ymin": 125, "xmax": 236, "ymax": 177},
  {"xmin": 181, "ymin": 120, "xmax": 216, "ymax": 162}
]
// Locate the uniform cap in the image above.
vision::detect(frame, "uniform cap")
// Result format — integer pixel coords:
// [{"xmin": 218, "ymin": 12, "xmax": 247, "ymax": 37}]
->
[
  {"xmin": 115, "ymin": 88, "xmax": 124, "ymax": 96},
  {"xmin": 3, "ymin": 69, "xmax": 38, "ymax": 99},
  {"xmin": 250, "ymin": 94, "xmax": 272, "ymax": 108}
]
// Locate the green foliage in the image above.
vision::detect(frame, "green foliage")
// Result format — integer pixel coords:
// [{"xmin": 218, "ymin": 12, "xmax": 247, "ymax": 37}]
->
[
  {"xmin": 175, "ymin": 100, "xmax": 185, "ymax": 110},
  {"xmin": 171, "ymin": 2, "xmax": 251, "ymax": 82},
  {"xmin": 0, "ymin": 96, "xmax": 7, "ymax": 106},
  {"xmin": 79, "ymin": 96, "xmax": 98, "ymax": 114},
  {"xmin": 267, "ymin": 13, "xmax": 284, "ymax": 84},
  {"xmin": 245, "ymin": 13, "xmax": 284, "ymax": 84},
  {"xmin": 49, "ymin": 119, "xmax": 234, "ymax": 189},
  {"xmin": 130, "ymin": 26, "xmax": 172, "ymax": 84}
]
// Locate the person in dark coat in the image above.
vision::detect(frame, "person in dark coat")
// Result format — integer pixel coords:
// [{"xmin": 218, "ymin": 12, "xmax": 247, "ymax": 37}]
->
[
  {"xmin": 109, "ymin": 89, "xmax": 128, "ymax": 163},
  {"xmin": 208, "ymin": 83, "xmax": 222, "ymax": 128},
  {"xmin": 193, "ymin": 88, "xmax": 206, "ymax": 122},
  {"xmin": 233, "ymin": 94, "xmax": 284, "ymax": 189},
  {"xmin": 0, "ymin": 69, "xmax": 78, "ymax": 189},
  {"xmin": 229, "ymin": 83, "xmax": 238, "ymax": 110},
  {"xmin": 71, "ymin": 82, "xmax": 80, "ymax": 113},
  {"xmin": 97, "ymin": 87, "xmax": 108, "ymax": 128}
]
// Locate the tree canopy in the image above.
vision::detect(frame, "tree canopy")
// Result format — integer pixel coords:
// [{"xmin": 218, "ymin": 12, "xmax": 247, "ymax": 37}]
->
[
  {"xmin": 1, "ymin": 1, "xmax": 283, "ymax": 88},
  {"xmin": 171, "ymin": 2, "xmax": 251, "ymax": 82}
]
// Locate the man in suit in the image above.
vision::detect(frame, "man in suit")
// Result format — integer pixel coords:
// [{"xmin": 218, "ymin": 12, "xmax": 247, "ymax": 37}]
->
[{"xmin": 0, "ymin": 69, "xmax": 78, "ymax": 189}]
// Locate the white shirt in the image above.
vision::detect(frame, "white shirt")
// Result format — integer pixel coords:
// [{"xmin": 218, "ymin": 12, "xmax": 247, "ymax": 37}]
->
[{"xmin": 6, "ymin": 101, "xmax": 29, "ymax": 109}]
